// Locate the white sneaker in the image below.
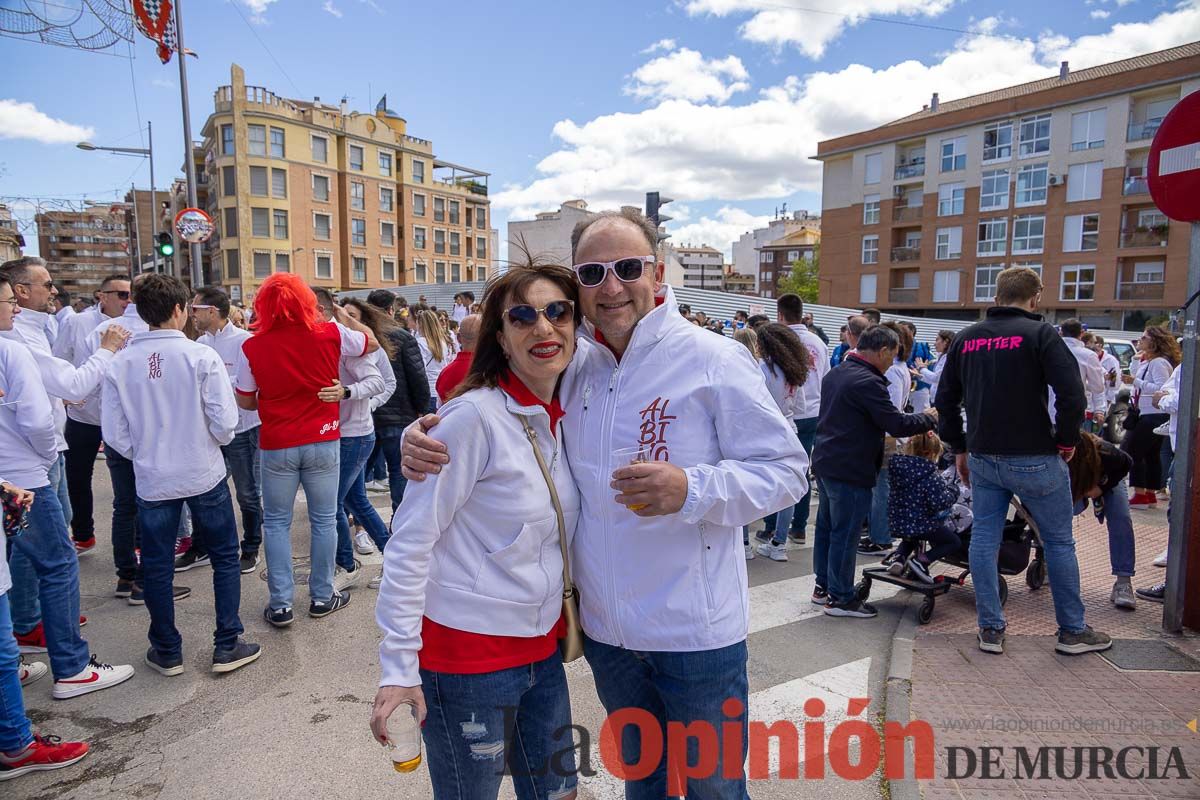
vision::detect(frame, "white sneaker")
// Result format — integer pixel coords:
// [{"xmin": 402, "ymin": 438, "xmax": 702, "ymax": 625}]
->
[
  {"xmin": 366, "ymin": 480, "xmax": 389, "ymax": 494},
  {"xmin": 353, "ymin": 530, "xmax": 376, "ymax": 555},
  {"xmin": 756, "ymin": 542, "xmax": 789, "ymax": 562},
  {"xmin": 19, "ymin": 658, "xmax": 47, "ymax": 687},
  {"xmin": 52, "ymin": 655, "xmax": 135, "ymax": 700},
  {"xmin": 744, "ymin": 544, "xmax": 756, "ymax": 560},
  {"xmin": 333, "ymin": 562, "xmax": 363, "ymax": 593},
  {"xmin": 1153, "ymin": 548, "xmax": 1169, "ymax": 567},
  {"xmin": 368, "ymin": 574, "xmax": 383, "ymax": 589}
]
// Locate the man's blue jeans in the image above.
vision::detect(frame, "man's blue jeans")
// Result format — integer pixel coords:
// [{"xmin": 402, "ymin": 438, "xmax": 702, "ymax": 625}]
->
[
  {"xmin": 103, "ymin": 445, "xmax": 142, "ymax": 582},
  {"xmin": 867, "ymin": 464, "xmax": 892, "ymax": 546},
  {"xmin": 6, "ymin": 484, "xmax": 89, "ymax": 680},
  {"xmin": 0, "ymin": 593, "xmax": 34, "ymax": 753},
  {"xmin": 365, "ymin": 436, "xmax": 387, "ymax": 483},
  {"xmin": 136, "ymin": 480, "xmax": 245, "ymax": 659},
  {"xmin": 8, "ymin": 454, "xmax": 72, "ymax": 633},
  {"xmin": 813, "ymin": 477, "xmax": 874, "ymax": 605},
  {"xmin": 1074, "ymin": 479, "xmax": 1135, "ymax": 577},
  {"xmin": 376, "ymin": 424, "xmax": 409, "ymax": 513},
  {"xmin": 334, "ymin": 433, "xmax": 384, "ymax": 570},
  {"xmin": 261, "ymin": 441, "xmax": 340, "ymax": 609},
  {"xmin": 967, "ymin": 454, "xmax": 1086, "ymax": 634},
  {"xmin": 583, "ymin": 635, "xmax": 750, "ymax": 800},
  {"xmin": 788, "ymin": 416, "xmax": 818, "ymax": 537},
  {"xmin": 224, "ymin": 426, "xmax": 263, "ymax": 556}
]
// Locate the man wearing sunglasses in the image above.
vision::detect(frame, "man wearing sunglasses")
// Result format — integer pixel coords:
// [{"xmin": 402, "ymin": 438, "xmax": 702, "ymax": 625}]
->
[
  {"xmin": 403, "ymin": 209, "xmax": 808, "ymax": 799},
  {"xmin": 54, "ymin": 274, "xmax": 133, "ymax": 555}
]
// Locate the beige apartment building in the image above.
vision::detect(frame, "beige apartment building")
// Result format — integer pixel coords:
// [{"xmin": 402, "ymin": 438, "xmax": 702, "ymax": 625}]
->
[
  {"xmin": 37, "ymin": 206, "xmax": 134, "ymax": 298},
  {"xmin": 757, "ymin": 227, "xmax": 821, "ymax": 299},
  {"xmin": 0, "ymin": 204, "xmax": 24, "ymax": 263},
  {"xmin": 815, "ymin": 43, "xmax": 1200, "ymax": 329},
  {"xmin": 200, "ymin": 64, "xmax": 492, "ymax": 301}
]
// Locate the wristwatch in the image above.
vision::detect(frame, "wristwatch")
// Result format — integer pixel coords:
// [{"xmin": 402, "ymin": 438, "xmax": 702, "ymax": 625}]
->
[{"xmin": 342, "ymin": 386, "xmax": 351, "ymax": 400}]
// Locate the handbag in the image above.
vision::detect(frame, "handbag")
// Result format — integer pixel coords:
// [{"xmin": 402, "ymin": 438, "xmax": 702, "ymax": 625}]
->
[{"xmin": 519, "ymin": 415, "xmax": 584, "ymax": 663}]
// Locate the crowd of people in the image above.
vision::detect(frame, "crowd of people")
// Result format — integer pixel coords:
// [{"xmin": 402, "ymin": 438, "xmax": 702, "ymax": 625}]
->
[{"xmin": 0, "ymin": 209, "xmax": 1191, "ymax": 796}]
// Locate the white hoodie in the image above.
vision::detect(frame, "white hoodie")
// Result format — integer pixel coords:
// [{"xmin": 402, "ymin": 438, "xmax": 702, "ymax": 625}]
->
[
  {"xmin": 74, "ymin": 304, "xmax": 149, "ymax": 426},
  {"xmin": 338, "ymin": 339, "xmax": 392, "ymax": 438},
  {"xmin": 0, "ymin": 338, "xmax": 58, "ymax": 490},
  {"xmin": 197, "ymin": 319, "xmax": 260, "ymax": 435},
  {"xmin": 559, "ymin": 286, "xmax": 808, "ymax": 652},
  {"xmin": 787, "ymin": 323, "xmax": 829, "ymax": 420},
  {"xmin": 1155, "ymin": 365, "xmax": 1184, "ymax": 450},
  {"xmin": 1064, "ymin": 336, "xmax": 1107, "ymax": 415},
  {"xmin": 53, "ymin": 304, "xmax": 102, "ymax": 366}
]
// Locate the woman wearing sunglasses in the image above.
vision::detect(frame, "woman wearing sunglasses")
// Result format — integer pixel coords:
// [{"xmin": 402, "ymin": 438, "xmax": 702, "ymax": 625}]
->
[{"xmin": 372, "ymin": 262, "xmax": 581, "ymax": 800}]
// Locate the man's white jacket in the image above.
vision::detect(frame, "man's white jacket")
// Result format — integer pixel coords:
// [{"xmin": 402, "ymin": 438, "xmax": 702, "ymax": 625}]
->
[
  {"xmin": 1065, "ymin": 336, "xmax": 1107, "ymax": 415},
  {"xmin": 559, "ymin": 285, "xmax": 808, "ymax": 652}
]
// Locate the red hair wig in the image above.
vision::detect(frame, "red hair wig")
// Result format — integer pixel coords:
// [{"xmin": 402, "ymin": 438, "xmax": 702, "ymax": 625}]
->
[{"xmin": 251, "ymin": 273, "xmax": 322, "ymax": 335}]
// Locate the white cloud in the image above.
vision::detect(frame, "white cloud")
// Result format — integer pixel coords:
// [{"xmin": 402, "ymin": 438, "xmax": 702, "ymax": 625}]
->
[
  {"xmin": 239, "ymin": 0, "xmax": 280, "ymax": 22},
  {"xmin": 150, "ymin": 77, "xmax": 175, "ymax": 89},
  {"xmin": 669, "ymin": 206, "xmax": 773, "ymax": 257},
  {"xmin": 322, "ymin": 0, "xmax": 343, "ymax": 17},
  {"xmin": 0, "ymin": 100, "xmax": 94, "ymax": 144},
  {"xmin": 642, "ymin": 38, "xmax": 677, "ymax": 53},
  {"xmin": 626, "ymin": 48, "xmax": 750, "ymax": 103},
  {"xmin": 1091, "ymin": 10, "xmax": 1111, "ymax": 19},
  {"xmin": 683, "ymin": 0, "xmax": 957, "ymax": 59},
  {"xmin": 493, "ymin": 4, "xmax": 1200, "ymax": 224}
]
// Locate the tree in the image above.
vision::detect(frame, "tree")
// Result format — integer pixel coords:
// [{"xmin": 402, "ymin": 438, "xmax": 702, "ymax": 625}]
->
[{"xmin": 775, "ymin": 243, "xmax": 820, "ymax": 302}]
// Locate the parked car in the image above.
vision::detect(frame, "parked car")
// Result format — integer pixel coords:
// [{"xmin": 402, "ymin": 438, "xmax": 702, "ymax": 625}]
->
[{"xmin": 1104, "ymin": 339, "xmax": 1136, "ymax": 372}]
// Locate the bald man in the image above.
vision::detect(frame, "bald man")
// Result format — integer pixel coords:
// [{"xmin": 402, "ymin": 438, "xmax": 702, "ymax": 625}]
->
[{"xmin": 435, "ymin": 314, "xmax": 478, "ymax": 403}]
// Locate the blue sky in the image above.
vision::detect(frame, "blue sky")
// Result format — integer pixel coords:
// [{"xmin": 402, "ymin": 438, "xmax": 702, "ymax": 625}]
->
[{"xmin": 1, "ymin": 0, "xmax": 1197, "ymax": 262}]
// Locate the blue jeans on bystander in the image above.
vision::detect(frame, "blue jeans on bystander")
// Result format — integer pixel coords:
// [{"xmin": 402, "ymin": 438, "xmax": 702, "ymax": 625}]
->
[
  {"xmin": 334, "ymin": 433, "xmax": 380, "ymax": 570},
  {"xmin": 0, "ymin": 593, "xmax": 34, "ymax": 753},
  {"xmin": 375, "ymin": 425, "xmax": 409, "ymax": 514},
  {"xmin": 813, "ymin": 477, "xmax": 874, "ymax": 605}
]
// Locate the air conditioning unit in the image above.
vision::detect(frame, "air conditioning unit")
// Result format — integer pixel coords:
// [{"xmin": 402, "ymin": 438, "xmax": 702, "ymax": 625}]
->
[{"xmin": 1048, "ymin": 174, "xmax": 1065, "ymax": 186}]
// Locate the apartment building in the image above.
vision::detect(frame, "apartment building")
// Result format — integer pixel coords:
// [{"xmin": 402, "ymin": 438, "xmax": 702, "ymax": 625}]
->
[
  {"xmin": 0, "ymin": 204, "xmax": 24, "ymax": 263},
  {"xmin": 814, "ymin": 43, "xmax": 1200, "ymax": 328},
  {"xmin": 36, "ymin": 206, "xmax": 133, "ymax": 297},
  {"xmin": 673, "ymin": 244, "xmax": 725, "ymax": 290},
  {"xmin": 506, "ymin": 199, "xmax": 596, "ymax": 266},
  {"xmin": 731, "ymin": 210, "xmax": 820, "ymax": 295},
  {"xmin": 200, "ymin": 64, "xmax": 492, "ymax": 298},
  {"xmin": 757, "ymin": 228, "xmax": 820, "ymax": 299}
]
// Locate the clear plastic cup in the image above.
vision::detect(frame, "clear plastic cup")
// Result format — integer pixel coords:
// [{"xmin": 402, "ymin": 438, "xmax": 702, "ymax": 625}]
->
[
  {"xmin": 385, "ymin": 701, "xmax": 422, "ymax": 773},
  {"xmin": 612, "ymin": 446, "xmax": 650, "ymax": 511}
]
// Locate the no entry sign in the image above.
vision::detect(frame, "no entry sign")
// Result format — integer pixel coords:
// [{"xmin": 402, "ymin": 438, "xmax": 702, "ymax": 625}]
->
[{"xmin": 1148, "ymin": 90, "xmax": 1200, "ymax": 223}]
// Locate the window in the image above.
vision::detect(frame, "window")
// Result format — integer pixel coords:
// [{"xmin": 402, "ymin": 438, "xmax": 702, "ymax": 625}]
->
[
  {"xmin": 315, "ymin": 252, "xmax": 332, "ymax": 279},
  {"xmin": 466, "ymin": 206, "xmax": 474, "ymax": 228},
  {"xmin": 413, "ymin": 226, "xmax": 426, "ymax": 249},
  {"xmin": 1015, "ymin": 262, "xmax": 1043, "ymax": 278},
  {"xmin": 977, "ymin": 218, "xmax": 1008, "ymax": 256},
  {"xmin": 350, "ymin": 181, "xmax": 365, "ymax": 210},
  {"xmin": 222, "ymin": 166, "xmax": 235, "ymax": 196},
  {"xmin": 223, "ymin": 207, "xmax": 238, "ymax": 238},
  {"xmin": 435, "ymin": 261, "xmax": 446, "ymax": 283},
  {"xmin": 1066, "ymin": 161, "xmax": 1103, "ymax": 202},
  {"xmin": 414, "ymin": 261, "xmax": 427, "ymax": 283},
  {"xmin": 382, "ymin": 258, "xmax": 396, "ymax": 283},
  {"xmin": 940, "ymin": 136, "xmax": 966, "ymax": 172},
  {"xmin": 349, "ymin": 145, "xmax": 363, "ymax": 171},
  {"xmin": 449, "ymin": 232, "xmax": 460, "ymax": 256},
  {"xmin": 449, "ymin": 201, "xmax": 460, "ymax": 225},
  {"xmin": 1133, "ymin": 260, "xmax": 1164, "ymax": 283},
  {"xmin": 1015, "ymin": 162, "xmax": 1048, "ymax": 206},
  {"xmin": 248, "ymin": 125, "xmax": 266, "ymax": 156},
  {"xmin": 476, "ymin": 236, "xmax": 486, "ymax": 259},
  {"xmin": 381, "ymin": 222, "xmax": 395, "ymax": 247},
  {"xmin": 863, "ymin": 194, "xmax": 880, "ymax": 225},
  {"xmin": 311, "ymin": 135, "xmax": 328, "ymax": 163},
  {"xmin": 413, "ymin": 193, "xmax": 426, "ymax": 217},
  {"xmin": 379, "ymin": 151, "xmax": 393, "ymax": 177},
  {"xmin": 221, "ymin": 124, "xmax": 234, "ymax": 155},
  {"xmin": 1138, "ymin": 209, "xmax": 1168, "ymax": 229},
  {"xmin": 314, "ymin": 213, "xmax": 331, "ymax": 240},
  {"xmin": 272, "ymin": 209, "xmax": 288, "ymax": 239},
  {"xmin": 862, "ymin": 235, "xmax": 879, "ymax": 265},
  {"xmin": 980, "ymin": 169, "xmax": 1010, "ymax": 210},
  {"xmin": 1012, "ymin": 215, "xmax": 1045, "ymax": 255},
  {"xmin": 1018, "ymin": 113, "xmax": 1051, "ymax": 157},
  {"xmin": 271, "ymin": 168, "xmax": 287, "ymax": 199},
  {"xmin": 975, "ymin": 265, "xmax": 1004, "ymax": 302},
  {"xmin": 1060, "ymin": 266, "xmax": 1096, "ymax": 301},
  {"xmin": 412, "ymin": 159, "xmax": 425, "ymax": 184},
  {"xmin": 935, "ymin": 227, "xmax": 962, "ymax": 260},
  {"xmin": 864, "ymin": 153, "xmax": 882, "ymax": 185},
  {"xmin": 352, "ymin": 256, "xmax": 367, "ymax": 282},
  {"xmin": 312, "ymin": 174, "xmax": 330, "ymax": 202},
  {"xmin": 759, "ymin": 251, "xmax": 774, "ymax": 263},
  {"xmin": 787, "ymin": 250, "xmax": 800, "ymax": 262},
  {"xmin": 434, "ymin": 229, "xmax": 446, "ymax": 254},
  {"xmin": 933, "ymin": 270, "xmax": 960, "ymax": 303},
  {"xmin": 249, "ymin": 166, "xmax": 268, "ymax": 197},
  {"xmin": 275, "ymin": 252, "xmax": 289, "ymax": 273},
  {"xmin": 475, "ymin": 207, "xmax": 486, "ymax": 228},
  {"xmin": 380, "ymin": 187, "xmax": 394, "ymax": 212},
  {"xmin": 351, "ymin": 218, "xmax": 366, "ymax": 247},
  {"xmin": 253, "ymin": 251, "xmax": 271, "ymax": 278},
  {"xmin": 937, "ymin": 182, "xmax": 965, "ymax": 216},
  {"xmin": 477, "ymin": 266, "xmax": 487, "ymax": 281},
  {"xmin": 982, "ymin": 121, "xmax": 1013, "ymax": 162},
  {"xmin": 1064, "ymin": 214, "xmax": 1100, "ymax": 252},
  {"xmin": 1070, "ymin": 108, "xmax": 1106, "ymax": 151},
  {"xmin": 859, "ymin": 274, "xmax": 877, "ymax": 304},
  {"xmin": 451, "ymin": 263, "xmax": 461, "ymax": 282},
  {"xmin": 433, "ymin": 197, "xmax": 445, "ymax": 222},
  {"xmin": 269, "ymin": 127, "xmax": 285, "ymax": 159},
  {"xmin": 251, "ymin": 208, "xmax": 269, "ymax": 238},
  {"xmin": 225, "ymin": 249, "xmax": 240, "ymax": 279}
]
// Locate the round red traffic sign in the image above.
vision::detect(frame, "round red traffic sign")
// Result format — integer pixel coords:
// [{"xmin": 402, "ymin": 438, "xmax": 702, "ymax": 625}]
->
[
  {"xmin": 174, "ymin": 207, "xmax": 214, "ymax": 244},
  {"xmin": 1148, "ymin": 90, "xmax": 1200, "ymax": 223}
]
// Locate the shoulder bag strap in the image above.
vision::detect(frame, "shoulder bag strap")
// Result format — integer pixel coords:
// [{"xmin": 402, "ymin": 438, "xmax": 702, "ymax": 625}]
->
[{"xmin": 519, "ymin": 415, "xmax": 574, "ymax": 600}]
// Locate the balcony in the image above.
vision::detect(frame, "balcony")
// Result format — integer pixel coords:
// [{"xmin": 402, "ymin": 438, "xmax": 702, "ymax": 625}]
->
[
  {"xmin": 1116, "ymin": 282, "xmax": 1165, "ymax": 301},
  {"xmin": 1127, "ymin": 119, "xmax": 1162, "ymax": 142},
  {"xmin": 892, "ymin": 205, "xmax": 923, "ymax": 223},
  {"xmin": 1122, "ymin": 174, "xmax": 1149, "ymax": 196},
  {"xmin": 890, "ymin": 245, "xmax": 921, "ymax": 262},
  {"xmin": 894, "ymin": 161, "xmax": 925, "ymax": 180},
  {"xmin": 1120, "ymin": 227, "xmax": 1170, "ymax": 248},
  {"xmin": 888, "ymin": 288, "xmax": 919, "ymax": 304}
]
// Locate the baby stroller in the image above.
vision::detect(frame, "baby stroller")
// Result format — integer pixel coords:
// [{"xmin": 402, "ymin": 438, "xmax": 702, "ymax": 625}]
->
[{"xmin": 858, "ymin": 463, "xmax": 1047, "ymax": 625}]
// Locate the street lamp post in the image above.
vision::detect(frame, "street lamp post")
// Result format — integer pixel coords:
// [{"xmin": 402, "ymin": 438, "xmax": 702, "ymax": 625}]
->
[{"xmin": 78, "ymin": 121, "xmax": 159, "ymax": 274}]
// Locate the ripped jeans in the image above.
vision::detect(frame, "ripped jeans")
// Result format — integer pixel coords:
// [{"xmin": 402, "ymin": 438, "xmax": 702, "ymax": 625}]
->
[{"xmin": 420, "ymin": 653, "xmax": 577, "ymax": 800}]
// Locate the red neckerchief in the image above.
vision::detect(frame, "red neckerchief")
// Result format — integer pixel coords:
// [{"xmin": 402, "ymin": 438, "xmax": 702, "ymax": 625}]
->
[{"xmin": 498, "ymin": 370, "xmax": 565, "ymax": 436}]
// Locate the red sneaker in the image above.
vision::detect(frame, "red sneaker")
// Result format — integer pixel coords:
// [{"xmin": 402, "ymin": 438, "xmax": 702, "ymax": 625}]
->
[
  {"xmin": 15, "ymin": 623, "xmax": 47, "ymax": 655},
  {"xmin": 175, "ymin": 536, "xmax": 192, "ymax": 557},
  {"xmin": 0, "ymin": 734, "xmax": 90, "ymax": 781},
  {"xmin": 80, "ymin": 615, "xmax": 88, "ymax": 627},
  {"xmin": 74, "ymin": 537, "xmax": 97, "ymax": 556},
  {"xmin": 1129, "ymin": 492, "xmax": 1156, "ymax": 508}
]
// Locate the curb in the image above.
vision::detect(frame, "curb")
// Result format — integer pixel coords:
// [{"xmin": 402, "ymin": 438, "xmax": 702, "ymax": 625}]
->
[{"xmin": 884, "ymin": 594, "xmax": 921, "ymax": 800}]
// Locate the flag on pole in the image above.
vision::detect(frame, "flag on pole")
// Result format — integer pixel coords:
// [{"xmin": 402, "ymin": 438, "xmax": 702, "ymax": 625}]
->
[{"xmin": 132, "ymin": 0, "xmax": 177, "ymax": 64}]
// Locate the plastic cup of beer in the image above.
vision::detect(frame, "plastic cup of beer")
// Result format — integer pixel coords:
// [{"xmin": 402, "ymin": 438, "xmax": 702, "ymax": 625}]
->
[
  {"xmin": 386, "ymin": 701, "xmax": 422, "ymax": 773},
  {"xmin": 612, "ymin": 446, "xmax": 650, "ymax": 512}
]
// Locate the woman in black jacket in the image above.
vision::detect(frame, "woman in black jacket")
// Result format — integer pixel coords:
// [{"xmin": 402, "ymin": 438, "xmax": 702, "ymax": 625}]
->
[{"xmin": 1068, "ymin": 433, "xmax": 1137, "ymax": 609}]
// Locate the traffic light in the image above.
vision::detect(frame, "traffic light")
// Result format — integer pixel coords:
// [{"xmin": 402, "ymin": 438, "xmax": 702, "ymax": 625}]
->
[
  {"xmin": 645, "ymin": 192, "xmax": 673, "ymax": 243},
  {"xmin": 155, "ymin": 232, "xmax": 175, "ymax": 258}
]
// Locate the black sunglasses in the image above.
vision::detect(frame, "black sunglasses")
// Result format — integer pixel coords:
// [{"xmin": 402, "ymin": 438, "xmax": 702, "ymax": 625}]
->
[
  {"xmin": 571, "ymin": 256, "xmax": 653, "ymax": 288},
  {"xmin": 100, "ymin": 290, "xmax": 131, "ymax": 300},
  {"xmin": 505, "ymin": 300, "xmax": 575, "ymax": 329}
]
